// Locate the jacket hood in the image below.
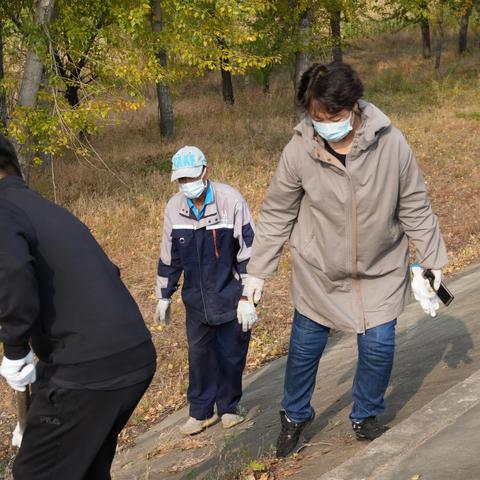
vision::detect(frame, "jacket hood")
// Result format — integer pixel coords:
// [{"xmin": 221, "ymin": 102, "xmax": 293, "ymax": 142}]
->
[{"xmin": 293, "ymin": 100, "xmax": 392, "ymax": 157}]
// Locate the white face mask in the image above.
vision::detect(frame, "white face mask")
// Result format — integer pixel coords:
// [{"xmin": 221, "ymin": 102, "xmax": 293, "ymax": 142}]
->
[
  {"xmin": 179, "ymin": 171, "xmax": 206, "ymax": 199},
  {"xmin": 312, "ymin": 111, "xmax": 353, "ymax": 143}
]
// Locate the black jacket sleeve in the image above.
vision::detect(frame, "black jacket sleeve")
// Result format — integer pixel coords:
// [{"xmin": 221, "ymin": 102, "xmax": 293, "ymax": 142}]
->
[{"xmin": 0, "ymin": 200, "xmax": 39, "ymax": 359}]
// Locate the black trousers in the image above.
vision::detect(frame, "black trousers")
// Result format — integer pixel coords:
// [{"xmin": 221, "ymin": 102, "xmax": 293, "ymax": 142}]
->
[{"xmin": 13, "ymin": 378, "xmax": 152, "ymax": 480}]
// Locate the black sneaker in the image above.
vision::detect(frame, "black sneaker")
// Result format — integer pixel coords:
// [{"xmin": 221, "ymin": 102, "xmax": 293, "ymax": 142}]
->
[
  {"xmin": 352, "ymin": 416, "xmax": 389, "ymax": 441},
  {"xmin": 276, "ymin": 410, "xmax": 315, "ymax": 458}
]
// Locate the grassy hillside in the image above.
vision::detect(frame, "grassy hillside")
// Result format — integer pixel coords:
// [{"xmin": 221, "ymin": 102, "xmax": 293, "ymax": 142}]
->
[{"xmin": 1, "ymin": 27, "xmax": 479, "ymax": 474}]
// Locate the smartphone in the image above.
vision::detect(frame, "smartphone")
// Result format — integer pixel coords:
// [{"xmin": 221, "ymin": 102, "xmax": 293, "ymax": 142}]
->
[{"xmin": 423, "ymin": 269, "xmax": 455, "ymax": 306}]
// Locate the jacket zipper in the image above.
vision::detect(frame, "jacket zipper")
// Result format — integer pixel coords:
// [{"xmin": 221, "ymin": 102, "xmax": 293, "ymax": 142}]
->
[
  {"xmin": 316, "ymin": 134, "xmax": 366, "ymax": 333},
  {"xmin": 194, "ymin": 228, "xmax": 209, "ymax": 323},
  {"xmin": 345, "ymin": 165, "xmax": 367, "ymax": 334}
]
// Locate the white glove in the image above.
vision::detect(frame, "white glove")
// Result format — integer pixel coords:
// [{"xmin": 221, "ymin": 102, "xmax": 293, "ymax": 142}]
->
[
  {"xmin": 154, "ymin": 298, "xmax": 172, "ymax": 325},
  {"xmin": 237, "ymin": 299, "xmax": 258, "ymax": 333},
  {"xmin": 0, "ymin": 351, "xmax": 36, "ymax": 392},
  {"xmin": 411, "ymin": 264, "xmax": 440, "ymax": 317},
  {"xmin": 430, "ymin": 269, "xmax": 442, "ymax": 291},
  {"xmin": 244, "ymin": 275, "xmax": 265, "ymax": 305},
  {"xmin": 12, "ymin": 422, "xmax": 23, "ymax": 449}
]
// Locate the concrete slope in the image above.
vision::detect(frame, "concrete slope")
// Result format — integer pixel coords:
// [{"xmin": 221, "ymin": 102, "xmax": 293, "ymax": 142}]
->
[
  {"xmin": 318, "ymin": 368, "xmax": 480, "ymax": 480},
  {"xmin": 113, "ymin": 263, "xmax": 480, "ymax": 480}
]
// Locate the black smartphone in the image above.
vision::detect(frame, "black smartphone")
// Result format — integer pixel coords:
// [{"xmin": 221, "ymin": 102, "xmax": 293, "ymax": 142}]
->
[{"xmin": 423, "ymin": 269, "xmax": 455, "ymax": 306}]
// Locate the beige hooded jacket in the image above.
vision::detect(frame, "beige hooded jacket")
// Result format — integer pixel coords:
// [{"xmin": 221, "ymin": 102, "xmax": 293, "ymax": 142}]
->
[{"xmin": 247, "ymin": 101, "xmax": 448, "ymax": 333}]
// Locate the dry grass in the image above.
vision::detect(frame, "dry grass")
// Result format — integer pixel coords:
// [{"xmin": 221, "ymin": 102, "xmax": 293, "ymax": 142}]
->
[{"xmin": 1, "ymin": 26, "xmax": 480, "ymax": 476}]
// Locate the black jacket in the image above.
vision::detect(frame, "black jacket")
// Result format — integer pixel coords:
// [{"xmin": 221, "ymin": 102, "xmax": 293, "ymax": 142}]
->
[{"xmin": 0, "ymin": 176, "xmax": 152, "ymax": 370}]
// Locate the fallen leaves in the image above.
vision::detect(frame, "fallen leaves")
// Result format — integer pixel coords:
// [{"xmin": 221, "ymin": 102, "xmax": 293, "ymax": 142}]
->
[
  {"xmin": 147, "ymin": 435, "xmax": 215, "ymax": 459},
  {"xmin": 244, "ymin": 474, "xmax": 274, "ymax": 480},
  {"xmin": 166, "ymin": 450, "xmax": 213, "ymax": 473}
]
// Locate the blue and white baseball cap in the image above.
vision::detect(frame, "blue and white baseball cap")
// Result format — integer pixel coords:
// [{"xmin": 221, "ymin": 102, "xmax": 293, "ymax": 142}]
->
[{"xmin": 171, "ymin": 146, "xmax": 208, "ymax": 182}]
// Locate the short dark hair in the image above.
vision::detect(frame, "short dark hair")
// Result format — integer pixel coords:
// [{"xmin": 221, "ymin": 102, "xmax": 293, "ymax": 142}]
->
[
  {"xmin": 297, "ymin": 61, "xmax": 364, "ymax": 114},
  {"xmin": 0, "ymin": 133, "xmax": 22, "ymax": 177}
]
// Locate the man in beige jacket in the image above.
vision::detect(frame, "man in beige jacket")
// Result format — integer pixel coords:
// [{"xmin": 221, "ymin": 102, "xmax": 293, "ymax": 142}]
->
[{"xmin": 245, "ymin": 61, "xmax": 448, "ymax": 457}]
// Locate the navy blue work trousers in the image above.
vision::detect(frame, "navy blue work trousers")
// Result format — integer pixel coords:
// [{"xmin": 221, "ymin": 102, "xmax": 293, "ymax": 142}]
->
[{"xmin": 186, "ymin": 310, "xmax": 251, "ymax": 420}]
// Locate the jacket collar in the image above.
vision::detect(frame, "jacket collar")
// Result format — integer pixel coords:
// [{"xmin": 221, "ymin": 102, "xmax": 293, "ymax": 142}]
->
[
  {"xmin": 178, "ymin": 181, "xmax": 220, "ymax": 228},
  {"xmin": 353, "ymin": 100, "xmax": 391, "ymax": 151},
  {"xmin": 293, "ymin": 101, "xmax": 391, "ymax": 166},
  {"xmin": 186, "ymin": 180, "xmax": 214, "ymax": 217},
  {"xmin": 293, "ymin": 118, "xmax": 344, "ymax": 170},
  {"xmin": 0, "ymin": 175, "xmax": 26, "ymax": 192}
]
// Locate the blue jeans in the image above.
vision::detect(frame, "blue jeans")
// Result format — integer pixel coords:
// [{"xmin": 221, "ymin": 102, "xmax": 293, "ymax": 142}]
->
[{"xmin": 282, "ymin": 310, "xmax": 396, "ymax": 423}]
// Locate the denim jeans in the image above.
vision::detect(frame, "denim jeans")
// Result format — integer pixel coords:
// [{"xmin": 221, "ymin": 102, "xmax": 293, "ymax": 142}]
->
[{"xmin": 282, "ymin": 310, "xmax": 396, "ymax": 423}]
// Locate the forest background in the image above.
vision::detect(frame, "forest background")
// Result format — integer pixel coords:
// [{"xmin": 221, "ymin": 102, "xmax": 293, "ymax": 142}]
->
[{"xmin": 0, "ymin": 0, "xmax": 479, "ymax": 474}]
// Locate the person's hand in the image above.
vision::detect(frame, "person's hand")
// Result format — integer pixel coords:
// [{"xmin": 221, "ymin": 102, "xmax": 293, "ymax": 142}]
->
[
  {"xmin": 237, "ymin": 299, "xmax": 258, "ymax": 332},
  {"xmin": 12, "ymin": 423, "xmax": 23, "ymax": 449},
  {"xmin": 154, "ymin": 299, "xmax": 172, "ymax": 326},
  {"xmin": 0, "ymin": 351, "xmax": 36, "ymax": 392},
  {"xmin": 244, "ymin": 276, "xmax": 265, "ymax": 306},
  {"xmin": 411, "ymin": 264, "xmax": 440, "ymax": 317}
]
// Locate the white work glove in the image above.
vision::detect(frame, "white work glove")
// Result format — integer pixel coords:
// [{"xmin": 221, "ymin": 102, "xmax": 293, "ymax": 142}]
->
[
  {"xmin": 0, "ymin": 351, "xmax": 36, "ymax": 392},
  {"xmin": 411, "ymin": 264, "xmax": 440, "ymax": 317},
  {"xmin": 153, "ymin": 298, "xmax": 172, "ymax": 326},
  {"xmin": 12, "ymin": 422, "xmax": 23, "ymax": 449},
  {"xmin": 244, "ymin": 275, "xmax": 265, "ymax": 306},
  {"xmin": 430, "ymin": 268, "xmax": 442, "ymax": 291},
  {"xmin": 237, "ymin": 299, "xmax": 258, "ymax": 333}
]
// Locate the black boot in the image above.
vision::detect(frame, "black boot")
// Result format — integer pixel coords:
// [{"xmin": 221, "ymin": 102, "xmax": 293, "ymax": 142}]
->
[
  {"xmin": 276, "ymin": 410, "xmax": 315, "ymax": 458},
  {"xmin": 352, "ymin": 416, "xmax": 389, "ymax": 441}
]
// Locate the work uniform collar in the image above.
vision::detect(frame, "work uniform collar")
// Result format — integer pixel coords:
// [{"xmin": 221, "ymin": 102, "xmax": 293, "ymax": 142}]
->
[
  {"xmin": 178, "ymin": 181, "xmax": 220, "ymax": 228},
  {"xmin": 186, "ymin": 181, "xmax": 214, "ymax": 219},
  {"xmin": 0, "ymin": 175, "xmax": 26, "ymax": 192}
]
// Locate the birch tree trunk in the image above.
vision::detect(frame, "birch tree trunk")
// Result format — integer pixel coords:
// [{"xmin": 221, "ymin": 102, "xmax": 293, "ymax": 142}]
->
[
  {"xmin": 15, "ymin": 0, "xmax": 56, "ymax": 177},
  {"xmin": 294, "ymin": 8, "xmax": 312, "ymax": 123},
  {"xmin": 151, "ymin": 0, "xmax": 174, "ymax": 138}
]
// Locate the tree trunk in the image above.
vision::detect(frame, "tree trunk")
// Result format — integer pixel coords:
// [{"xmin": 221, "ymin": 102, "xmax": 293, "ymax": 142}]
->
[
  {"xmin": 261, "ymin": 66, "xmax": 271, "ymax": 95},
  {"xmin": 15, "ymin": 0, "xmax": 56, "ymax": 176},
  {"xmin": 0, "ymin": 21, "xmax": 7, "ymax": 129},
  {"xmin": 38, "ymin": 69, "xmax": 52, "ymax": 167},
  {"xmin": 65, "ymin": 83, "xmax": 80, "ymax": 108},
  {"xmin": 17, "ymin": 0, "xmax": 55, "ymax": 109},
  {"xmin": 151, "ymin": 0, "xmax": 174, "ymax": 138},
  {"xmin": 330, "ymin": 9, "xmax": 342, "ymax": 62},
  {"xmin": 221, "ymin": 67, "xmax": 234, "ymax": 105},
  {"xmin": 458, "ymin": 6, "xmax": 472, "ymax": 54},
  {"xmin": 434, "ymin": 3, "xmax": 445, "ymax": 79},
  {"xmin": 420, "ymin": 18, "xmax": 431, "ymax": 59},
  {"xmin": 294, "ymin": 8, "xmax": 312, "ymax": 123}
]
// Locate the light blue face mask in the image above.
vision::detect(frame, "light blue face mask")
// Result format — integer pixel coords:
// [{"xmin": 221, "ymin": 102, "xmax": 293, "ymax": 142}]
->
[
  {"xmin": 179, "ymin": 172, "xmax": 206, "ymax": 199},
  {"xmin": 312, "ymin": 111, "xmax": 353, "ymax": 143}
]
